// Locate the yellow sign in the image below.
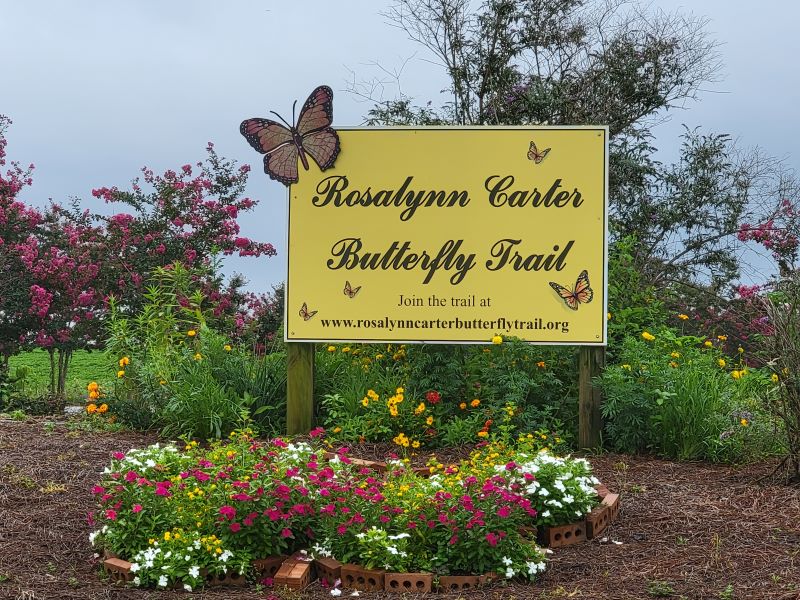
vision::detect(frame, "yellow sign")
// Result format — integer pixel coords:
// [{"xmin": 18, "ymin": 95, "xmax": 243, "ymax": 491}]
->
[{"xmin": 286, "ymin": 127, "xmax": 607, "ymax": 344}]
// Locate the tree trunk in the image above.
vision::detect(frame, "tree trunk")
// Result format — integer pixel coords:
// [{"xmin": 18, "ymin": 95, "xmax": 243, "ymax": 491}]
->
[
  {"xmin": 48, "ymin": 348, "xmax": 56, "ymax": 395},
  {"xmin": 57, "ymin": 348, "xmax": 72, "ymax": 398}
]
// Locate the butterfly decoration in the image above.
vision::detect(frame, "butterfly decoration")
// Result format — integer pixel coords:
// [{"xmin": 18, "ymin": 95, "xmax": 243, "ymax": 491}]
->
[
  {"xmin": 527, "ymin": 140, "xmax": 551, "ymax": 164},
  {"xmin": 549, "ymin": 270, "xmax": 593, "ymax": 310},
  {"xmin": 298, "ymin": 302, "xmax": 318, "ymax": 321},
  {"xmin": 343, "ymin": 280, "xmax": 361, "ymax": 299},
  {"xmin": 240, "ymin": 85, "xmax": 340, "ymax": 187}
]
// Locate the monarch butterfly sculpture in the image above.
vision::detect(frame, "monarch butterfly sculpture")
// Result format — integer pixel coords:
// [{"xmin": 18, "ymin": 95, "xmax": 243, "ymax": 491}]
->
[
  {"xmin": 298, "ymin": 302, "xmax": 318, "ymax": 321},
  {"xmin": 240, "ymin": 85, "xmax": 340, "ymax": 186},
  {"xmin": 527, "ymin": 140, "xmax": 551, "ymax": 164},
  {"xmin": 343, "ymin": 280, "xmax": 361, "ymax": 299}
]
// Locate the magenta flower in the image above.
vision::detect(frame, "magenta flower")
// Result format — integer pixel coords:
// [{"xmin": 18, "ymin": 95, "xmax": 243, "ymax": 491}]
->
[
  {"xmin": 219, "ymin": 505, "xmax": 236, "ymax": 520},
  {"xmin": 105, "ymin": 509, "xmax": 117, "ymax": 521},
  {"xmin": 132, "ymin": 504, "xmax": 142, "ymax": 513},
  {"xmin": 280, "ymin": 528, "xmax": 292, "ymax": 538},
  {"xmin": 230, "ymin": 522, "xmax": 241, "ymax": 533},
  {"xmin": 309, "ymin": 427, "xmax": 325, "ymax": 438},
  {"xmin": 485, "ymin": 532, "xmax": 499, "ymax": 547}
]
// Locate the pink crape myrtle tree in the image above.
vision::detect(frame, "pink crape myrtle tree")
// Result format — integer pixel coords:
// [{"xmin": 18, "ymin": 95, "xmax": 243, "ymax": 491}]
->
[
  {"xmin": 1, "ymin": 114, "xmax": 277, "ymax": 401},
  {"xmin": 0, "ymin": 115, "xmax": 40, "ymax": 376}
]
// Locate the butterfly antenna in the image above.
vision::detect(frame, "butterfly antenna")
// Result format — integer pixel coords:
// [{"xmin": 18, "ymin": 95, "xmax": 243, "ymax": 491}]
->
[
  {"xmin": 292, "ymin": 100, "xmax": 298, "ymax": 126},
  {"xmin": 270, "ymin": 110, "xmax": 293, "ymax": 129}
]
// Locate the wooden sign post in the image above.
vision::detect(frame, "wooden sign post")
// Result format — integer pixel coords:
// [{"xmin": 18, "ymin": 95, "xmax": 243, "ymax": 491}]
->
[
  {"xmin": 578, "ymin": 345, "xmax": 605, "ymax": 449},
  {"xmin": 286, "ymin": 342, "xmax": 314, "ymax": 435}
]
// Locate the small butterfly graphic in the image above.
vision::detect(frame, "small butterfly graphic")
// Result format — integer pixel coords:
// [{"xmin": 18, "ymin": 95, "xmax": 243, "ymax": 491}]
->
[
  {"xmin": 299, "ymin": 302, "xmax": 318, "ymax": 321},
  {"xmin": 240, "ymin": 85, "xmax": 340, "ymax": 187},
  {"xmin": 343, "ymin": 280, "xmax": 361, "ymax": 299},
  {"xmin": 549, "ymin": 270, "xmax": 593, "ymax": 310},
  {"xmin": 527, "ymin": 140, "xmax": 551, "ymax": 164}
]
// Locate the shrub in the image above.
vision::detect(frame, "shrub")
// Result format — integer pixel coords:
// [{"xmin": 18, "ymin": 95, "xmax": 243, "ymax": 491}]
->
[{"xmin": 599, "ymin": 327, "xmax": 783, "ymax": 461}]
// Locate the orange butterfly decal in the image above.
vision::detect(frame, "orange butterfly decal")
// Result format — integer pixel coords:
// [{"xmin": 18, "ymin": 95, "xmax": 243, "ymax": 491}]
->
[
  {"xmin": 299, "ymin": 302, "xmax": 318, "ymax": 321},
  {"xmin": 527, "ymin": 140, "xmax": 551, "ymax": 164},
  {"xmin": 549, "ymin": 270, "xmax": 593, "ymax": 310},
  {"xmin": 343, "ymin": 280, "xmax": 361, "ymax": 299},
  {"xmin": 240, "ymin": 85, "xmax": 340, "ymax": 187}
]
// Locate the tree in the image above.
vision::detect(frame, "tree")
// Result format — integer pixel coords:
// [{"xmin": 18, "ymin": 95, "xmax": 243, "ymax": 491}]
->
[{"xmin": 363, "ymin": 0, "xmax": 796, "ymax": 298}]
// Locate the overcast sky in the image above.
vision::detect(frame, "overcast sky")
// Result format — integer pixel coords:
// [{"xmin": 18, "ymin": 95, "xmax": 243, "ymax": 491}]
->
[{"xmin": 2, "ymin": 0, "xmax": 798, "ymax": 292}]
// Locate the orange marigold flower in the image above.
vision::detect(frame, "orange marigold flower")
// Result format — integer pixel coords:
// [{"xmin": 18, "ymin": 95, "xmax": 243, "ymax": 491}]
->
[
  {"xmin": 187, "ymin": 330, "xmax": 197, "ymax": 337},
  {"xmin": 88, "ymin": 390, "xmax": 100, "ymax": 400},
  {"xmin": 477, "ymin": 430, "xmax": 489, "ymax": 438},
  {"xmin": 97, "ymin": 403, "xmax": 109, "ymax": 414},
  {"xmin": 470, "ymin": 399, "xmax": 480, "ymax": 408},
  {"xmin": 117, "ymin": 370, "xmax": 125, "ymax": 378},
  {"xmin": 87, "ymin": 381, "xmax": 99, "ymax": 392},
  {"xmin": 459, "ymin": 402, "xmax": 467, "ymax": 410},
  {"xmin": 536, "ymin": 361, "xmax": 546, "ymax": 368},
  {"xmin": 86, "ymin": 403, "xmax": 97, "ymax": 414}
]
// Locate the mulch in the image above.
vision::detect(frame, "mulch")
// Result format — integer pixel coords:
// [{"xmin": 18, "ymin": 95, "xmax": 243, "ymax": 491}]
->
[{"xmin": 1, "ymin": 418, "xmax": 799, "ymax": 600}]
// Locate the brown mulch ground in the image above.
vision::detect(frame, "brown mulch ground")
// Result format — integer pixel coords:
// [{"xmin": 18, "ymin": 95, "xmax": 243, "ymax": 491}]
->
[{"xmin": 1, "ymin": 418, "xmax": 799, "ymax": 600}]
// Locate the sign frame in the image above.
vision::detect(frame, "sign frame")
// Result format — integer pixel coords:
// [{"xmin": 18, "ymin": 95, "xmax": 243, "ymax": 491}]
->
[{"xmin": 284, "ymin": 125, "xmax": 609, "ymax": 346}]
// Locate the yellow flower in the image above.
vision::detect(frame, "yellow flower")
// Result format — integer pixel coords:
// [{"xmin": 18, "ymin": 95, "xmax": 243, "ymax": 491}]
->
[
  {"xmin": 414, "ymin": 402, "xmax": 426, "ymax": 415},
  {"xmin": 678, "ymin": 314, "xmax": 689, "ymax": 321},
  {"xmin": 669, "ymin": 361, "xmax": 678, "ymax": 368},
  {"xmin": 224, "ymin": 344, "xmax": 232, "ymax": 352},
  {"xmin": 342, "ymin": 347, "xmax": 351, "ymax": 353},
  {"xmin": 333, "ymin": 426, "xmax": 342, "ymax": 433},
  {"xmin": 88, "ymin": 390, "xmax": 100, "ymax": 400},
  {"xmin": 97, "ymin": 403, "xmax": 108, "ymax": 414},
  {"xmin": 87, "ymin": 381, "xmax": 99, "ymax": 392},
  {"xmin": 118, "ymin": 357, "xmax": 130, "ymax": 367},
  {"xmin": 367, "ymin": 389, "xmax": 379, "ymax": 400},
  {"xmin": 164, "ymin": 531, "xmax": 171, "ymax": 541},
  {"xmin": 717, "ymin": 335, "xmax": 728, "ymax": 341},
  {"xmin": 86, "ymin": 403, "xmax": 97, "ymax": 414},
  {"xmin": 642, "ymin": 331, "xmax": 655, "ymax": 341},
  {"xmin": 187, "ymin": 330, "xmax": 197, "ymax": 337},
  {"xmin": 375, "ymin": 353, "xmax": 384, "ymax": 360},
  {"xmin": 426, "ymin": 415, "xmax": 434, "ymax": 426},
  {"xmin": 491, "ymin": 335, "xmax": 503, "ymax": 345},
  {"xmin": 327, "ymin": 345, "xmax": 336, "ymax": 352},
  {"xmin": 738, "ymin": 347, "xmax": 744, "ymax": 354},
  {"xmin": 459, "ymin": 402, "xmax": 467, "ymax": 410},
  {"xmin": 361, "ymin": 397, "xmax": 369, "ymax": 408},
  {"xmin": 396, "ymin": 387, "xmax": 404, "ymax": 394},
  {"xmin": 771, "ymin": 373, "xmax": 779, "ymax": 383},
  {"xmin": 718, "ymin": 359, "xmax": 726, "ymax": 368},
  {"xmin": 731, "ymin": 370, "xmax": 741, "ymax": 380},
  {"xmin": 159, "ymin": 379, "xmax": 167, "ymax": 385},
  {"xmin": 670, "ymin": 352, "xmax": 680, "ymax": 359},
  {"xmin": 607, "ymin": 312, "xmax": 612, "ymax": 320},
  {"xmin": 704, "ymin": 341, "xmax": 713, "ymax": 348},
  {"xmin": 477, "ymin": 430, "xmax": 489, "ymax": 438},
  {"xmin": 193, "ymin": 353, "xmax": 202, "ymax": 361},
  {"xmin": 622, "ymin": 364, "xmax": 632, "ymax": 371},
  {"xmin": 740, "ymin": 418, "xmax": 749, "ymax": 427},
  {"xmin": 470, "ymin": 399, "xmax": 480, "ymax": 408},
  {"xmin": 411, "ymin": 440, "xmax": 420, "ymax": 449},
  {"xmin": 117, "ymin": 370, "xmax": 125, "ymax": 378},
  {"xmin": 536, "ymin": 361, "xmax": 546, "ymax": 368}
]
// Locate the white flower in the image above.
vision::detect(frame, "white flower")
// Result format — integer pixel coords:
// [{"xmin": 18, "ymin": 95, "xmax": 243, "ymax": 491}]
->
[
  {"xmin": 350, "ymin": 592, "xmax": 360, "ymax": 597},
  {"xmin": 158, "ymin": 575, "xmax": 168, "ymax": 588},
  {"xmin": 189, "ymin": 566, "xmax": 200, "ymax": 578},
  {"xmin": 505, "ymin": 567, "xmax": 515, "ymax": 578},
  {"xmin": 355, "ymin": 533, "xmax": 366, "ymax": 539},
  {"xmin": 563, "ymin": 494, "xmax": 575, "ymax": 504},
  {"xmin": 330, "ymin": 589, "xmax": 342, "ymax": 597},
  {"xmin": 554, "ymin": 480, "xmax": 566, "ymax": 492},
  {"xmin": 539, "ymin": 488, "xmax": 549, "ymax": 497},
  {"xmin": 145, "ymin": 459, "xmax": 156, "ymax": 468},
  {"xmin": 88, "ymin": 531, "xmax": 98, "ymax": 545},
  {"xmin": 184, "ymin": 555, "xmax": 190, "ymax": 561},
  {"xmin": 184, "ymin": 584, "xmax": 192, "ymax": 592},
  {"xmin": 502, "ymin": 557, "xmax": 513, "ymax": 566},
  {"xmin": 542, "ymin": 510, "xmax": 551, "ymax": 518},
  {"xmin": 387, "ymin": 546, "xmax": 399, "ymax": 555},
  {"xmin": 133, "ymin": 576, "xmax": 141, "ymax": 585},
  {"xmin": 129, "ymin": 563, "xmax": 140, "ymax": 573}
]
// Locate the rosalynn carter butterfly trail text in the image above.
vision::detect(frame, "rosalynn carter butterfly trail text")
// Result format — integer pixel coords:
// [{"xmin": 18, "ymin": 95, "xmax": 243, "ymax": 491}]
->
[
  {"xmin": 326, "ymin": 237, "xmax": 575, "ymax": 286},
  {"xmin": 311, "ymin": 174, "xmax": 587, "ymax": 223}
]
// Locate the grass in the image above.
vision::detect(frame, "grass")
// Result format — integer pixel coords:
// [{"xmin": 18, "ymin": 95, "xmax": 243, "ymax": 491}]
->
[{"xmin": 8, "ymin": 349, "xmax": 115, "ymax": 405}]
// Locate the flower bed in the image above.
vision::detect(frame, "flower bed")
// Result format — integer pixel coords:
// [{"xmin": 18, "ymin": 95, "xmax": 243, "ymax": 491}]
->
[{"xmin": 90, "ymin": 430, "xmax": 618, "ymax": 591}]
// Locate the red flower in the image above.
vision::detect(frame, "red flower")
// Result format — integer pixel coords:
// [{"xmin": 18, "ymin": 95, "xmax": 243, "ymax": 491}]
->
[{"xmin": 425, "ymin": 390, "xmax": 441, "ymax": 404}]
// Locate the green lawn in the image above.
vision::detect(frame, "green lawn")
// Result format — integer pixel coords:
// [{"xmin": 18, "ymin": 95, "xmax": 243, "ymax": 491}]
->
[{"xmin": 8, "ymin": 350, "xmax": 116, "ymax": 405}]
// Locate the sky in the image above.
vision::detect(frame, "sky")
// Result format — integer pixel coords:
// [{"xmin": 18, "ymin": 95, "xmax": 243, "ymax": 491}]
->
[{"xmin": 2, "ymin": 0, "xmax": 798, "ymax": 292}]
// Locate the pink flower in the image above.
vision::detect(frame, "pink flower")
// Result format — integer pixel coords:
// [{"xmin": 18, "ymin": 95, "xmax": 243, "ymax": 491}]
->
[
  {"xmin": 92, "ymin": 485, "xmax": 105, "ymax": 495},
  {"xmin": 105, "ymin": 509, "xmax": 117, "ymax": 521},
  {"xmin": 485, "ymin": 532, "xmax": 499, "ymax": 547},
  {"xmin": 219, "ymin": 505, "xmax": 236, "ymax": 520},
  {"xmin": 280, "ymin": 528, "xmax": 292, "ymax": 538},
  {"xmin": 230, "ymin": 522, "xmax": 241, "ymax": 533},
  {"xmin": 309, "ymin": 426, "xmax": 325, "ymax": 438},
  {"xmin": 132, "ymin": 504, "xmax": 142, "ymax": 513}
]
